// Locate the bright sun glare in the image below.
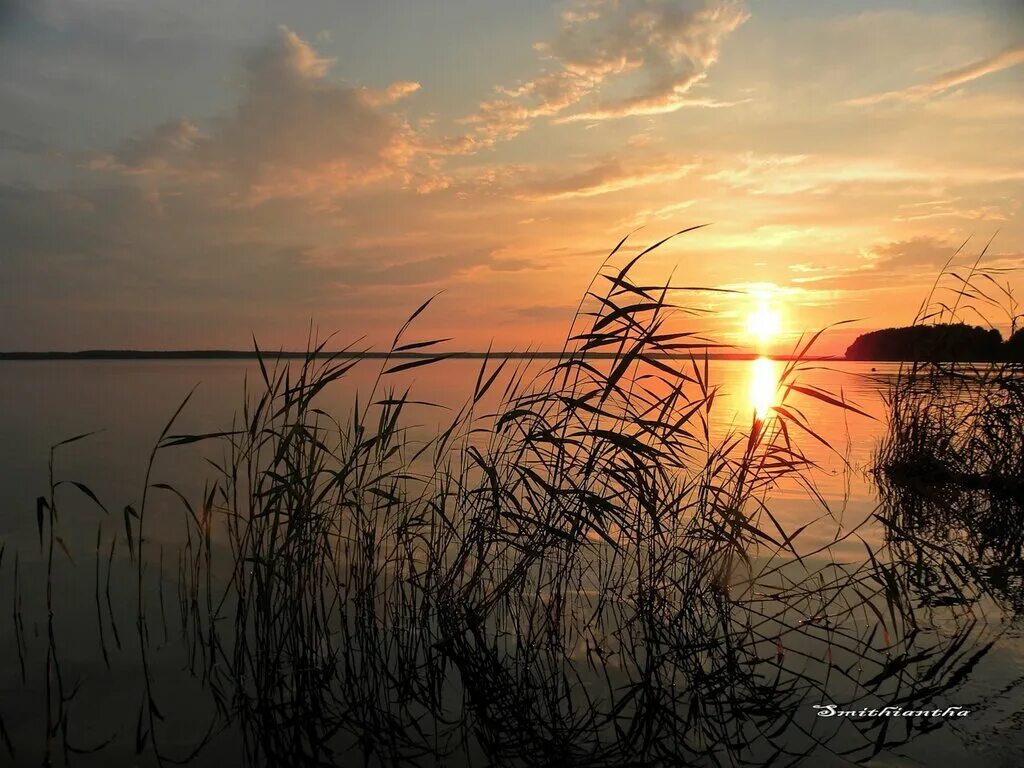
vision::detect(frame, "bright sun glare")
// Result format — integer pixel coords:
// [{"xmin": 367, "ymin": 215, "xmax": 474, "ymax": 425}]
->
[
  {"xmin": 749, "ymin": 357, "xmax": 781, "ymax": 421},
  {"xmin": 746, "ymin": 302, "xmax": 782, "ymax": 345}
]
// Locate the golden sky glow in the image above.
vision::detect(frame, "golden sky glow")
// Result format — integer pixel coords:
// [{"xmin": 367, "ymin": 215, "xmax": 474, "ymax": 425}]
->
[{"xmin": 0, "ymin": 1, "xmax": 1021, "ymax": 353}]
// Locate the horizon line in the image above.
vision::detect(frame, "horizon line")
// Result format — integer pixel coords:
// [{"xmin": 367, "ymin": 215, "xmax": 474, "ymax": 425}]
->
[{"xmin": 0, "ymin": 349, "xmax": 844, "ymax": 362}]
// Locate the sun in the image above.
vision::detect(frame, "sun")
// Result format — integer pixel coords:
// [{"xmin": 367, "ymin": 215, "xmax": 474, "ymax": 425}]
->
[{"xmin": 746, "ymin": 301, "xmax": 782, "ymax": 346}]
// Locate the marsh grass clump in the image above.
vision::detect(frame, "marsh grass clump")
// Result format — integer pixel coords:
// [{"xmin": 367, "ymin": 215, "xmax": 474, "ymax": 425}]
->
[
  {"xmin": 873, "ymin": 238, "xmax": 1024, "ymax": 626},
  {"xmin": 876, "ymin": 239, "xmax": 1024, "ymax": 497},
  {"xmin": 0, "ymin": 231, "xmax": 1011, "ymax": 767}
]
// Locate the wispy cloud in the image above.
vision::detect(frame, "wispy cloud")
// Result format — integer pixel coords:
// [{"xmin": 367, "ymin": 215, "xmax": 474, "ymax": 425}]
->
[
  {"xmin": 554, "ymin": 95, "xmax": 749, "ymax": 123},
  {"xmin": 784, "ymin": 236, "xmax": 1023, "ymax": 292},
  {"xmin": 516, "ymin": 156, "xmax": 698, "ymax": 201},
  {"xmin": 706, "ymin": 153, "xmax": 934, "ymax": 195},
  {"xmin": 460, "ymin": 0, "xmax": 748, "ymax": 144},
  {"xmin": 843, "ymin": 44, "xmax": 1024, "ymax": 106},
  {"xmin": 892, "ymin": 197, "xmax": 1011, "ymax": 223}
]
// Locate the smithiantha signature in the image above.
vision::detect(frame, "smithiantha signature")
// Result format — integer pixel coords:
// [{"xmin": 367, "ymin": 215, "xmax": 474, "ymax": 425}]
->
[{"xmin": 812, "ymin": 705, "xmax": 970, "ymax": 718}]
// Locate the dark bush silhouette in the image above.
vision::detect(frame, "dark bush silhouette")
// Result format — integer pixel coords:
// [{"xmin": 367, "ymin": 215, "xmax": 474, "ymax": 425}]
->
[
  {"xmin": 1007, "ymin": 327, "xmax": 1024, "ymax": 362},
  {"xmin": 845, "ymin": 323, "xmax": 1003, "ymax": 361}
]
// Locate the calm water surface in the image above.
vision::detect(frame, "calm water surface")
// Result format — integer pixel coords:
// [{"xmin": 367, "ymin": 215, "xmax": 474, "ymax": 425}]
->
[{"xmin": 0, "ymin": 358, "xmax": 887, "ymax": 542}]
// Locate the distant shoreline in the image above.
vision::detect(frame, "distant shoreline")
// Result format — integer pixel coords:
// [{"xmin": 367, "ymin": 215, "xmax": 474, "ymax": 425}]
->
[{"xmin": 0, "ymin": 350, "xmax": 843, "ymax": 362}]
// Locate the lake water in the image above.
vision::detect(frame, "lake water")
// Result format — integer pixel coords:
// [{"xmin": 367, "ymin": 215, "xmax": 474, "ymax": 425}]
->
[
  {"xmin": 0, "ymin": 358, "xmax": 887, "ymax": 543},
  {"xmin": 1, "ymin": 357, "xmax": 1022, "ymax": 766}
]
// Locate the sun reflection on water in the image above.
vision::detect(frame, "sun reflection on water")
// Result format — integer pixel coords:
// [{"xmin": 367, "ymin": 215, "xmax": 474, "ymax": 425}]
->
[{"xmin": 749, "ymin": 356, "xmax": 781, "ymax": 421}]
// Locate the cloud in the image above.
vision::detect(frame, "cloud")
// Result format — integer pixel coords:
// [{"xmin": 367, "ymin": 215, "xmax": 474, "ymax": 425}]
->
[
  {"xmin": 88, "ymin": 118, "xmax": 202, "ymax": 176},
  {"xmin": 0, "ymin": 176, "xmax": 546, "ymax": 348},
  {"xmin": 892, "ymin": 197, "xmax": 1011, "ymax": 223},
  {"xmin": 706, "ymin": 153, "xmax": 934, "ymax": 195},
  {"xmin": 555, "ymin": 95, "xmax": 749, "ymax": 123},
  {"xmin": 786, "ymin": 237, "xmax": 995, "ymax": 293},
  {"xmin": 90, "ymin": 27, "xmax": 431, "ymax": 202},
  {"xmin": 462, "ymin": 0, "xmax": 748, "ymax": 143},
  {"xmin": 515, "ymin": 156, "xmax": 698, "ymax": 200},
  {"xmin": 363, "ymin": 80, "xmax": 422, "ymax": 107},
  {"xmin": 617, "ymin": 199, "xmax": 697, "ymax": 228},
  {"xmin": 866, "ymin": 236, "xmax": 961, "ymax": 270},
  {"xmin": 461, "ymin": 70, "xmax": 594, "ymax": 144},
  {"xmin": 860, "ymin": 237, "xmax": 1023, "ymax": 276},
  {"xmin": 844, "ymin": 44, "xmax": 1024, "ymax": 107}
]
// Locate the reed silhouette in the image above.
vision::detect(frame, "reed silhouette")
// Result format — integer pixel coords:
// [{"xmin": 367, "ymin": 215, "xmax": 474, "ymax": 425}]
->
[
  {"xmin": 876, "ymin": 237, "xmax": 1024, "ymax": 497},
  {"xmin": 0, "ymin": 231, "xmax": 1016, "ymax": 767}
]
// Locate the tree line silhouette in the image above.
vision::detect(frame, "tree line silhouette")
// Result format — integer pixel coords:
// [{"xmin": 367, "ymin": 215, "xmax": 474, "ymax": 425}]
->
[{"xmin": 847, "ymin": 323, "xmax": 1024, "ymax": 362}]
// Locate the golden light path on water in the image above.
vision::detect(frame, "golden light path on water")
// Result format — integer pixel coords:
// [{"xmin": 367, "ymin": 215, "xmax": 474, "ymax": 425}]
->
[{"xmin": 748, "ymin": 356, "xmax": 781, "ymax": 421}]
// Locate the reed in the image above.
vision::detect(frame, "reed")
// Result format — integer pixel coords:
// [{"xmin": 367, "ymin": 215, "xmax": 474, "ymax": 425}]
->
[
  {"xmin": 872, "ymin": 239, "xmax": 1024, "ymax": 640},
  {"xmin": 0, "ymin": 231, "xmax": 1007, "ymax": 766},
  {"xmin": 876, "ymin": 238, "xmax": 1024, "ymax": 495}
]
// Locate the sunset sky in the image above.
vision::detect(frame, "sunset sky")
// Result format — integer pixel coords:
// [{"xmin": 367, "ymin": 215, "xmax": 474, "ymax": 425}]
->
[{"xmin": 1, "ymin": 0, "xmax": 1022, "ymax": 354}]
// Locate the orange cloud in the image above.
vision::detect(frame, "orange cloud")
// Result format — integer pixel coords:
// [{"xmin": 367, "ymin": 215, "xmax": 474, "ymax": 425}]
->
[
  {"xmin": 705, "ymin": 153, "xmax": 934, "ymax": 195},
  {"xmin": 462, "ymin": 0, "xmax": 748, "ymax": 144},
  {"xmin": 555, "ymin": 95, "xmax": 749, "ymax": 123},
  {"xmin": 844, "ymin": 44, "xmax": 1024, "ymax": 106},
  {"xmin": 516, "ymin": 157, "xmax": 699, "ymax": 201}
]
